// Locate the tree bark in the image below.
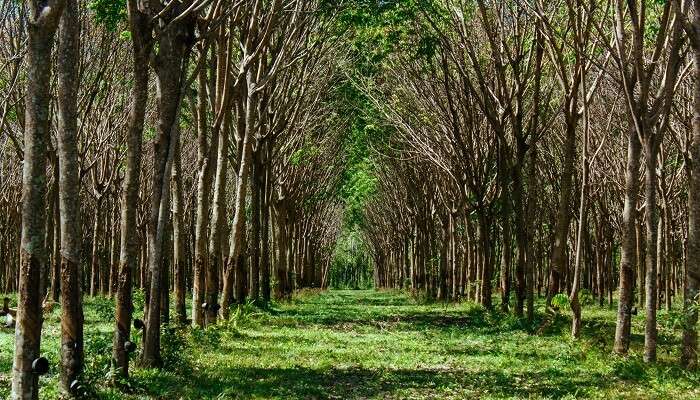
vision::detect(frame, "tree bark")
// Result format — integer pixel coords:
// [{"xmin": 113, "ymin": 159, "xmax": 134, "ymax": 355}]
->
[
  {"xmin": 547, "ymin": 120, "xmax": 576, "ymax": 306},
  {"xmin": 56, "ymin": 0, "xmax": 84, "ymax": 393},
  {"xmin": 113, "ymin": 0, "xmax": 150, "ymax": 379},
  {"xmin": 643, "ymin": 138, "xmax": 660, "ymax": 363},
  {"xmin": 683, "ymin": 0, "xmax": 700, "ymax": 369},
  {"xmin": 13, "ymin": 1, "xmax": 65, "ymax": 398},
  {"xmin": 192, "ymin": 63, "xmax": 216, "ymax": 327},
  {"xmin": 172, "ymin": 140, "xmax": 186, "ymax": 325},
  {"xmin": 614, "ymin": 125, "xmax": 642, "ymax": 355}
]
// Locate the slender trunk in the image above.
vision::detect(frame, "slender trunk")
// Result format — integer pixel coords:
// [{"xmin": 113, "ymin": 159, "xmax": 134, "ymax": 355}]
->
[
  {"xmin": 683, "ymin": 9, "xmax": 700, "ymax": 368},
  {"xmin": 250, "ymin": 149, "xmax": 261, "ymax": 302},
  {"xmin": 192, "ymin": 63, "xmax": 216, "ymax": 327},
  {"xmin": 13, "ymin": 2, "xmax": 65, "ymax": 398},
  {"xmin": 548, "ymin": 119, "xmax": 577, "ymax": 306},
  {"xmin": 225, "ymin": 81, "xmax": 256, "ymax": 313},
  {"xmin": 614, "ymin": 124, "xmax": 642, "ymax": 355},
  {"xmin": 50, "ymin": 173, "xmax": 61, "ymax": 303},
  {"xmin": 142, "ymin": 10, "xmax": 192, "ymax": 367},
  {"xmin": 207, "ymin": 113, "xmax": 229, "ymax": 324},
  {"xmin": 261, "ymin": 161, "xmax": 271, "ymax": 302},
  {"xmin": 57, "ymin": 0, "xmax": 83, "ymax": 392},
  {"xmin": 172, "ymin": 140, "xmax": 186, "ymax": 324},
  {"xmin": 90, "ymin": 202, "xmax": 102, "ymax": 296},
  {"xmin": 513, "ymin": 148, "xmax": 526, "ymax": 317},
  {"xmin": 525, "ymin": 143, "xmax": 538, "ymax": 322},
  {"xmin": 113, "ymin": 2, "xmax": 150, "ymax": 379},
  {"xmin": 570, "ymin": 116, "xmax": 590, "ymax": 339},
  {"xmin": 644, "ymin": 138, "xmax": 659, "ymax": 363}
]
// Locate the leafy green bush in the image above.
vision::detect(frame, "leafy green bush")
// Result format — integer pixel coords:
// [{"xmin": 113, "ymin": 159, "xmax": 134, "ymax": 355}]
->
[
  {"xmin": 552, "ymin": 293, "xmax": 570, "ymax": 309},
  {"xmin": 89, "ymin": 296, "xmax": 116, "ymax": 321},
  {"xmin": 161, "ymin": 325, "xmax": 191, "ymax": 373},
  {"xmin": 579, "ymin": 289, "xmax": 595, "ymax": 306}
]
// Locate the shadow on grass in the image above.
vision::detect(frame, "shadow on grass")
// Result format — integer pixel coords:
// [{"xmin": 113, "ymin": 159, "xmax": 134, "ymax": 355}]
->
[{"xmin": 135, "ymin": 365, "xmax": 616, "ymax": 400}]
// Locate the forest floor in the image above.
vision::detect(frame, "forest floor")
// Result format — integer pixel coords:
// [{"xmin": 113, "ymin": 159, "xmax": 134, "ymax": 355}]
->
[{"xmin": 1, "ymin": 289, "xmax": 700, "ymax": 399}]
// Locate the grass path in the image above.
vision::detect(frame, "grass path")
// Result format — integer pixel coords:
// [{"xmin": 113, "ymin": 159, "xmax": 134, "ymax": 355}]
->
[{"xmin": 2, "ymin": 289, "xmax": 700, "ymax": 399}]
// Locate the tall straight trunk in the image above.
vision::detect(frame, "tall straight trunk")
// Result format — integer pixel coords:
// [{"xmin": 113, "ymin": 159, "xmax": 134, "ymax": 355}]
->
[
  {"xmin": 109, "ymin": 202, "xmax": 119, "ymax": 297},
  {"xmin": 42, "ymin": 161, "xmax": 56, "ymax": 299},
  {"xmin": 548, "ymin": 120, "xmax": 576, "ymax": 306},
  {"xmin": 637, "ymin": 222, "xmax": 645, "ymax": 307},
  {"xmin": 663, "ymin": 204, "xmax": 671, "ymax": 310},
  {"xmin": 160, "ymin": 221, "xmax": 171, "ymax": 325},
  {"xmin": 498, "ymin": 143, "xmax": 512, "ymax": 311},
  {"xmin": 261, "ymin": 161, "xmax": 271, "ymax": 302},
  {"xmin": 273, "ymin": 201, "xmax": 290, "ymax": 299},
  {"xmin": 525, "ymin": 142, "xmax": 538, "ymax": 322},
  {"xmin": 513, "ymin": 155, "xmax": 526, "ymax": 317},
  {"xmin": 570, "ymin": 112, "xmax": 590, "ymax": 339},
  {"xmin": 643, "ymin": 138, "xmax": 660, "ymax": 363},
  {"xmin": 56, "ymin": 0, "xmax": 83, "ymax": 392},
  {"xmin": 683, "ymin": 2, "xmax": 700, "ymax": 368},
  {"xmin": 207, "ymin": 110, "xmax": 230, "ymax": 324},
  {"xmin": 437, "ymin": 221, "xmax": 448, "ymax": 301},
  {"xmin": 250, "ymin": 149, "xmax": 261, "ymax": 302},
  {"xmin": 113, "ymin": 2, "xmax": 150, "ymax": 378},
  {"xmin": 192, "ymin": 63, "xmax": 216, "ymax": 327},
  {"xmin": 50, "ymin": 174, "xmax": 61, "ymax": 303},
  {"xmin": 614, "ymin": 125, "xmax": 642, "ymax": 355},
  {"xmin": 141, "ymin": 4, "xmax": 193, "ymax": 368},
  {"xmin": 142, "ymin": 92, "xmax": 183, "ymax": 368},
  {"xmin": 13, "ymin": 1, "xmax": 65, "ymax": 398},
  {"xmin": 224, "ymin": 86, "xmax": 256, "ymax": 314},
  {"xmin": 90, "ymin": 202, "xmax": 102, "ymax": 296},
  {"xmin": 172, "ymin": 140, "xmax": 186, "ymax": 324},
  {"xmin": 101, "ymin": 207, "xmax": 111, "ymax": 295},
  {"xmin": 478, "ymin": 213, "xmax": 492, "ymax": 308}
]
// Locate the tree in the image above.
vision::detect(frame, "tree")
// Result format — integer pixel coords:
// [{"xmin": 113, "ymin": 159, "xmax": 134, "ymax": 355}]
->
[
  {"xmin": 12, "ymin": 0, "xmax": 66, "ymax": 398},
  {"xmin": 56, "ymin": 0, "xmax": 84, "ymax": 393}
]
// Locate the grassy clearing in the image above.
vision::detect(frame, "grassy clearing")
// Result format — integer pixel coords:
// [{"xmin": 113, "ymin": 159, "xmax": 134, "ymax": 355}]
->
[{"xmin": 1, "ymin": 289, "xmax": 699, "ymax": 399}]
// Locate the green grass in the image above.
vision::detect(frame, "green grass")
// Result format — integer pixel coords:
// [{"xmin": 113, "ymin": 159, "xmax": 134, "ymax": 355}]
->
[{"xmin": 1, "ymin": 289, "xmax": 699, "ymax": 399}]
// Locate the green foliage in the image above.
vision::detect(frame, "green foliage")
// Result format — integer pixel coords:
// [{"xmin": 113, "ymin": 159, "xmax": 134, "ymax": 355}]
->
[
  {"xmin": 551, "ymin": 293, "xmax": 570, "ymax": 309},
  {"xmin": 290, "ymin": 143, "xmax": 320, "ymax": 166},
  {"xmin": 579, "ymin": 289, "xmax": 595, "ymax": 307},
  {"xmin": 89, "ymin": 295, "xmax": 116, "ymax": 321},
  {"xmin": 143, "ymin": 125, "xmax": 156, "ymax": 141},
  {"xmin": 88, "ymin": 0, "xmax": 127, "ymax": 31},
  {"xmin": 160, "ymin": 325, "xmax": 192, "ymax": 373}
]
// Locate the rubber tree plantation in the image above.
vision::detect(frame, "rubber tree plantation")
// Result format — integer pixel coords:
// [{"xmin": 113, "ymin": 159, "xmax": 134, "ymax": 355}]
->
[{"xmin": 2, "ymin": 0, "xmax": 700, "ymax": 399}]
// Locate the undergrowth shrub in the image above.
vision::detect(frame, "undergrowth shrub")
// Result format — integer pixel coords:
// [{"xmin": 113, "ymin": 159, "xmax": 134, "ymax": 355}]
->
[{"xmin": 161, "ymin": 325, "xmax": 191, "ymax": 373}]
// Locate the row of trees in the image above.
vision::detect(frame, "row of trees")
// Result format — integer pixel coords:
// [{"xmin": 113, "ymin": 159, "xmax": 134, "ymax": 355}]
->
[
  {"xmin": 1, "ymin": 0, "xmax": 349, "ymax": 398},
  {"xmin": 359, "ymin": 0, "xmax": 700, "ymax": 369}
]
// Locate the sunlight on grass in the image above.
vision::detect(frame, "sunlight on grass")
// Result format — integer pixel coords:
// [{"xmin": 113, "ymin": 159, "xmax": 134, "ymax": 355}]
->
[{"xmin": 1, "ymin": 290, "xmax": 699, "ymax": 399}]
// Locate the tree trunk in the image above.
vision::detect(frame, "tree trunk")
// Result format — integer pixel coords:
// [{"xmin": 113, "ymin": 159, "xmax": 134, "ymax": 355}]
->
[
  {"xmin": 90, "ymin": 201, "xmax": 102, "ymax": 296},
  {"xmin": 56, "ymin": 0, "xmax": 83, "ymax": 392},
  {"xmin": 142, "ymin": 6, "xmax": 193, "ymax": 368},
  {"xmin": 570, "ymin": 112, "xmax": 590, "ymax": 339},
  {"xmin": 192, "ymin": 63, "xmax": 216, "ymax": 327},
  {"xmin": 643, "ymin": 138, "xmax": 660, "ymax": 363},
  {"xmin": 172, "ymin": 140, "xmax": 186, "ymax": 325},
  {"xmin": 113, "ymin": 0, "xmax": 150, "ymax": 379},
  {"xmin": 614, "ymin": 124, "xmax": 642, "ymax": 355},
  {"xmin": 250, "ymin": 149, "xmax": 261, "ymax": 302},
  {"xmin": 261, "ymin": 157, "xmax": 271, "ymax": 302},
  {"xmin": 683, "ymin": 5, "xmax": 700, "ymax": 368},
  {"xmin": 13, "ymin": 2, "xmax": 65, "ymax": 398},
  {"xmin": 547, "ymin": 119, "xmax": 576, "ymax": 306},
  {"xmin": 207, "ymin": 111, "xmax": 230, "ymax": 324}
]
